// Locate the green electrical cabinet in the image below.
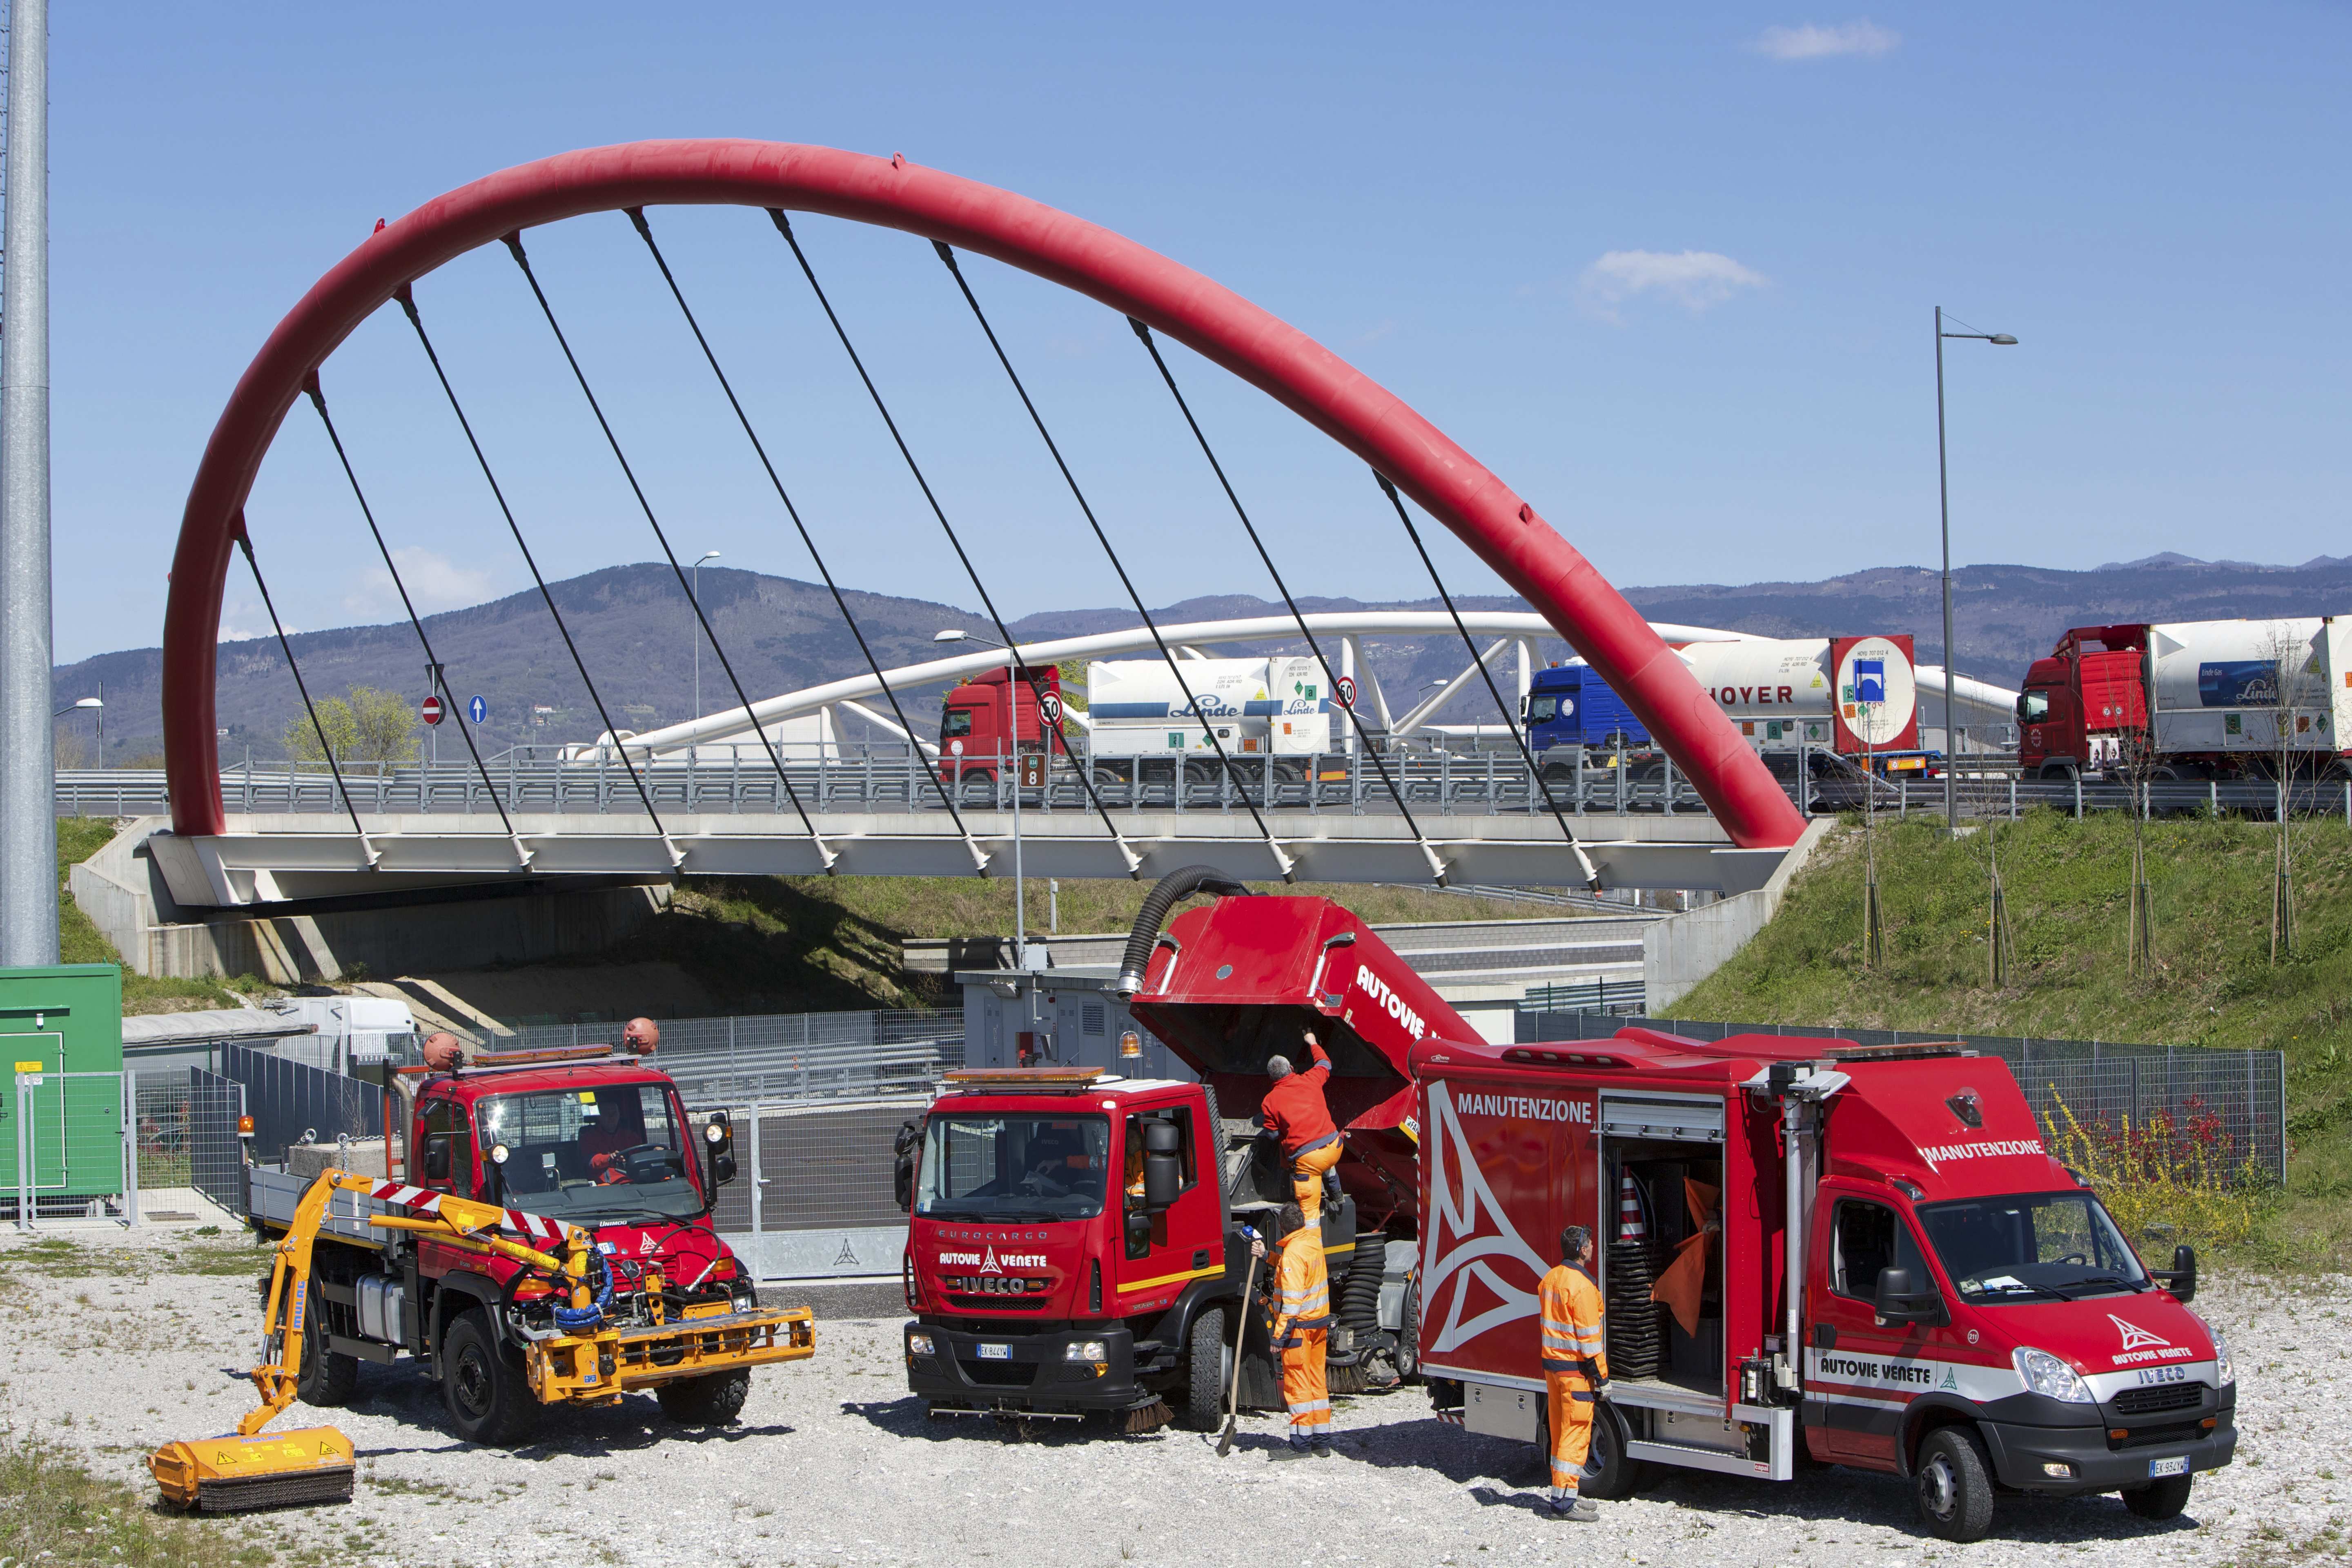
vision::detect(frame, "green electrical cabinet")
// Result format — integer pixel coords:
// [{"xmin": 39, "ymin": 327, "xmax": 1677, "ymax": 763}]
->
[{"xmin": 0, "ymin": 963, "xmax": 125, "ymax": 1206}]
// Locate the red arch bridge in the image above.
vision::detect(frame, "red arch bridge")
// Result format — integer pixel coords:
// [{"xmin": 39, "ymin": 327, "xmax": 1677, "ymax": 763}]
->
[{"xmin": 141, "ymin": 140, "xmax": 1830, "ymax": 911}]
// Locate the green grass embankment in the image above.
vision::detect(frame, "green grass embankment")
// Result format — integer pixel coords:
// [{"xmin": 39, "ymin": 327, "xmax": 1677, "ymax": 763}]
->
[
  {"xmin": 55, "ymin": 818, "xmax": 265, "ymax": 1013},
  {"xmin": 1667, "ymin": 808, "xmax": 2352, "ymax": 1264}
]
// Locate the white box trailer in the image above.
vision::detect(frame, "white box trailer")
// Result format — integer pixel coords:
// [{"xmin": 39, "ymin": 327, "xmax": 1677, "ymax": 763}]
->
[
  {"xmin": 2146, "ymin": 616, "xmax": 2352, "ymax": 761},
  {"xmin": 1085, "ymin": 655, "xmax": 1334, "ymax": 759}
]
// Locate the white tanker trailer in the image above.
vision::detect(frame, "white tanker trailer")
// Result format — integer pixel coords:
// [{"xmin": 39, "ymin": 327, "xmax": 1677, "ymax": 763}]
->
[{"xmin": 1084, "ymin": 656, "xmax": 1335, "ymax": 769}]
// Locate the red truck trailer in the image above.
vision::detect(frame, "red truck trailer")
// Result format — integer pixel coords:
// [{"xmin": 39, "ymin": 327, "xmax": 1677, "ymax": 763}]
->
[{"xmin": 2018, "ymin": 616, "xmax": 2351, "ymax": 780}]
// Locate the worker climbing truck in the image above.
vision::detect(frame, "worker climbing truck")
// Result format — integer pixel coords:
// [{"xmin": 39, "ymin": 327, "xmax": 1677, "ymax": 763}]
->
[
  {"xmin": 1013, "ymin": 869, "xmax": 2238, "ymax": 1539},
  {"xmin": 232, "ymin": 1045, "xmax": 814, "ymax": 1450}
]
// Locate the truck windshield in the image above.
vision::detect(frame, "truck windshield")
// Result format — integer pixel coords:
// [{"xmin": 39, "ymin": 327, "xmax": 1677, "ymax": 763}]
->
[
  {"xmin": 918, "ymin": 1113, "xmax": 1111, "ymax": 1221},
  {"xmin": 942, "ymin": 708, "xmax": 974, "ymax": 739},
  {"xmin": 474, "ymin": 1083, "xmax": 702, "ymax": 1223},
  {"xmin": 2016, "ymin": 690, "xmax": 2049, "ymax": 724},
  {"xmin": 1916, "ymin": 1191, "xmax": 2148, "ymax": 1302},
  {"xmin": 1525, "ymin": 695, "xmax": 1558, "ymax": 724}
]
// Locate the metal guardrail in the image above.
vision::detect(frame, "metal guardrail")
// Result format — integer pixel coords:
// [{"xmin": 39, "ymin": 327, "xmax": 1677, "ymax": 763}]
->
[{"xmin": 1517, "ymin": 978, "xmax": 1649, "ymax": 1014}]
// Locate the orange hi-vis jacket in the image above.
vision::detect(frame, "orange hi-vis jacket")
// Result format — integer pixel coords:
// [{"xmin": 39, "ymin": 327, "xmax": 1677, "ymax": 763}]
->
[
  {"xmin": 1539, "ymin": 1263, "xmax": 1608, "ymax": 1387},
  {"xmin": 1270, "ymin": 1225, "xmax": 1332, "ymax": 1348},
  {"xmin": 1260, "ymin": 1042, "xmax": 1338, "ymax": 1158}
]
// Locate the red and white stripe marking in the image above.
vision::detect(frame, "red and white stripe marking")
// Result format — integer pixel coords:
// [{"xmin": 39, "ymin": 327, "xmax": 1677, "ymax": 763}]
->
[
  {"xmin": 362, "ymin": 1179, "xmax": 566, "ymax": 1242},
  {"xmin": 1616, "ymin": 1172, "xmax": 1646, "ymax": 1243}
]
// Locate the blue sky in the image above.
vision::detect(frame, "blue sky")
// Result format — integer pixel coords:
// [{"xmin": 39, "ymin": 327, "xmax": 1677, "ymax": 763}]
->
[{"xmin": 45, "ymin": 2, "xmax": 2352, "ymax": 662}]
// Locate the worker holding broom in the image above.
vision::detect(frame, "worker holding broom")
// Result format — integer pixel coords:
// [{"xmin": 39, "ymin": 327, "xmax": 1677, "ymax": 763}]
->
[
  {"xmin": 1252, "ymin": 1199, "xmax": 1333, "ymax": 1460},
  {"xmin": 1261, "ymin": 1027, "xmax": 1341, "ymax": 1222},
  {"xmin": 1537, "ymin": 1224, "xmax": 1608, "ymax": 1521}
]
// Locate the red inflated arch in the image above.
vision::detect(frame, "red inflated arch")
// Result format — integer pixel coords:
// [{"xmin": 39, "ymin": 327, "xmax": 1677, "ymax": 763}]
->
[{"xmin": 162, "ymin": 139, "xmax": 1806, "ymax": 848}]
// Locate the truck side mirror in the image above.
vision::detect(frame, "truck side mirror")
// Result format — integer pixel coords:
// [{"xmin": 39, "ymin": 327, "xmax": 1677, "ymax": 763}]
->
[
  {"xmin": 1141, "ymin": 1118, "xmax": 1183, "ymax": 1210},
  {"xmin": 893, "ymin": 1118, "xmax": 922, "ymax": 1214},
  {"xmin": 1873, "ymin": 1266, "xmax": 1943, "ymax": 1326},
  {"xmin": 702, "ymin": 1110, "xmax": 736, "ymax": 1187},
  {"xmin": 2154, "ymin": 1243, "xmax": 2197, "ymax": 1303},
  {"xmin": 421, "ymin": 1138, "xmax": 451, "ymax": 1185}
]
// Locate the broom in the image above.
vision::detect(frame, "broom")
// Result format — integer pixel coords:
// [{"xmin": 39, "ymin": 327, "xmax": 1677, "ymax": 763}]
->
[{"xmin": 1212, "ymin": 1238, "xmax": 1262, "ymax": 1457}]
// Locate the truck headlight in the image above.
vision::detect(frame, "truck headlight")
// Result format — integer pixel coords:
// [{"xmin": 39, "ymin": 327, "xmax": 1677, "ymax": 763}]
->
[
  {"xmin": 2013, "ymin": 1346, "xmax": 2094, "ymax": 1403},
  {"xmin": 1064, "ymin": 1340, "xmax": 1106, "ymax": 1361},
  {"xmin": 908, "ymin": 1332, "xmax": 936, "ymax": 1357},
  {"xmin": 2199, "ymin": 1317, "xmax": 2234, "ymax": 1386}
]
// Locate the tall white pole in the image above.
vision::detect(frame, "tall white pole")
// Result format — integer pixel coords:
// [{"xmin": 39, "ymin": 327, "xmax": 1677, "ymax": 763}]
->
[{"xmin": 0, "ymin": 0, "xmax": 56, "ymax": 966}]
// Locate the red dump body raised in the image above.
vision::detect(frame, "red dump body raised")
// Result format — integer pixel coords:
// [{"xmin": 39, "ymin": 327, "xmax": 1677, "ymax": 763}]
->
[{"xmin": 1125, "ymin": 894, "xmax": 1480, "ymax": 1229}]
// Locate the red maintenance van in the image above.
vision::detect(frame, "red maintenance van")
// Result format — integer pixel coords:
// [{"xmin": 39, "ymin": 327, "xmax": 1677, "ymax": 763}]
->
[
  {"xmin": 1412, "ymin": 1028, "xmax": 2236, "ymax": 1541},
  {"xmin": 924, "ymin": 870, "xmax": 2241, "ymax": 1539}
]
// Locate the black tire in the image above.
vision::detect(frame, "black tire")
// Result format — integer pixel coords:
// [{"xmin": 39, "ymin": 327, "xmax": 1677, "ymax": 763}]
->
[
  {"xmin": 1394, "ymin": 1276, "xmax": 1420, "ymax": 1382},
  {"xmin": 656, "ymin": 1369, "xmax": 751, "ymax": 1425},
  {"xmin": 1913, "ymin": 1427, "xmax": 1997, "ymax": 1543},
  {"xmin": 1580, "ymin": 1401, "xmax": 1646, "ymax": 1501},
  {"xmin": 2039, "ymin": 762, "xmax": 2079, "ymax": 784},
  {"xmin": 1185, "ymin": 1307, "xmax": 1228, "ymax": 1431},
  {"xmin": 296, "ymin": 1305, "xmax": 358, "ymax": 1409},
  {"xmin": 439, "ymin": 1309, "xmax": 538, "ymax": 1446},
  {"xmin": 2122, "ymin": 1474, "xmax": 2193, "ymax": 1521}
]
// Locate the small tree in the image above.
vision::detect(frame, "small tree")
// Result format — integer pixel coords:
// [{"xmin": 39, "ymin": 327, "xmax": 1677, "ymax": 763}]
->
[
  {"xmin": 2114, "ymin": 725, "xmax": 2160, "ymax": 978},
  {"xmin": 282, "ymin": 686, "xmax": 421, "ymax": 768},
  {"xmin": 2258, "ymin": 622, "xmax": 2325, "ymax": 963}
]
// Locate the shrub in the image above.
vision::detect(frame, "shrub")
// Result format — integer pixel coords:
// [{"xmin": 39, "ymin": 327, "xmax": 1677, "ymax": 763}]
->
[{"xmin": 2045, "ymin": 1091, "xmax": 2277, "ymax": 1252}]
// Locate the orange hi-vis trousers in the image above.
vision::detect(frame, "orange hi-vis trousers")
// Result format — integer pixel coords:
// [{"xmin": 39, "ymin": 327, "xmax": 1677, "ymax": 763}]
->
[
  {"xmin": 1281, "ymin": 1327, "xmax": 1330, "ymax": 1440},
  {"xmin": 1292, "ymin": 1141, "xmax": 1342, "ymax": 1222},
  {"xmin": 1546, "ymin": 1372, "xmax": 1596, "ymax": 1499}
]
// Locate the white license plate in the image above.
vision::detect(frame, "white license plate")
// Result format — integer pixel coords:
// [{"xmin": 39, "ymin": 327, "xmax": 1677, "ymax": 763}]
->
[
  {"xmin": 976, "ymin": 1343, "xmax": 1011, "ymax": 1361},
  {"xmin": 2148, "ymin": 1455, "xmax": 2190, "ymax": 1478}
]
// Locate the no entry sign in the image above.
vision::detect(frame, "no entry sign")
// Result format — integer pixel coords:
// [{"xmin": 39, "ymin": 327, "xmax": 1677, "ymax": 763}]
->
[{"xmin": 421, "ymin": 694, "xmax": 444, "ymax": 726}]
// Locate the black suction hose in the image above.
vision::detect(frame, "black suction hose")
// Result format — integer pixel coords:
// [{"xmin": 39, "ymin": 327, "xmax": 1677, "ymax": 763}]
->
[{"xmin": 1112, "ymin": 865, "xmax": 1254, "ymax": 998}]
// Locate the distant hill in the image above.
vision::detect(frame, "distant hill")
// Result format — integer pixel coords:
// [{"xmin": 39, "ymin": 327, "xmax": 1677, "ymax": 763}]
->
[{"xmin": 53, "ymin": 554, "xmax": 2352, "ymax": 763}]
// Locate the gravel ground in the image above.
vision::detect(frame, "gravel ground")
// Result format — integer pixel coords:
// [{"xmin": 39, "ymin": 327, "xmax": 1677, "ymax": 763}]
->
[{"xmin": 3, "ymin": 1221, "xmax": 2341, "ymax": 1568}]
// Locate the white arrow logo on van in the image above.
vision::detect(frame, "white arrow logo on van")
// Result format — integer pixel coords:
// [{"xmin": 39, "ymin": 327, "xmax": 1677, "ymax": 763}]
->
[
  {"xmin": 981, "ymin": 1245, "xmax": 1002, "ymax": 1274},
  {"xmin": 2110, "ymin": 1314, "xmax": 2171, "ymax": 1352}
]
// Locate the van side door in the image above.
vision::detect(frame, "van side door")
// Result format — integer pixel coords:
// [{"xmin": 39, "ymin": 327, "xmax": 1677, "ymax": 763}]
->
[{"xmin": 1805, "ymin": 1192, "xmax": 1940, "ymax": 1471}]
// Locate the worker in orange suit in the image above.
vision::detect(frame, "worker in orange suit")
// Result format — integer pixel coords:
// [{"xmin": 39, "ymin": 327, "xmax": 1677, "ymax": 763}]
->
[
  {"xmin": 1537, "ymin": 1224, "xmax": 1608, "ymax": 1521},
  {"xmin": 1261, "ymin": 1028, "xmax": 1341, "ymax": 1223},
  {"xmin": 1252, "ymin": 1200, "xmax": 1332, "ymax": 1460}
]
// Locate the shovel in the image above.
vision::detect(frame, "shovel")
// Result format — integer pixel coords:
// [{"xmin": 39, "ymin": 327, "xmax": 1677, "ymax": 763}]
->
[{"xmin": 1212, "ymin": 1234, "xmax": 1261, "ymax": 1457}]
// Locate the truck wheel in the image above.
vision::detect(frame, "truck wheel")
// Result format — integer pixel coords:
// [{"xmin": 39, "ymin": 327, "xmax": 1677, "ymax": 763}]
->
[
  {"xmin": 2121, "ymin": 1474, "xmax": 2193, "ymax": 1521},
  {"xmin": 656, "ymin": 1369, "xmax": 751, "ymax": 1425},
  {"xmin": 1912, "ymin": 1428, "xmax": 1996, "ymax": 1543},
  {"xmin": 1184, "ymin": 1307, "xmax": 1227, "ymax": 1431},
  {"xmin": 1579, "ymin": 1403, "xmax": 1645, "ymax": 1500},
  {"xmin": 1393, "ymin": 1276, "xmax": 1420, "ymax": 1382},
  {"xmin": 439, "ymin": 1310, "xmax": 538, "ymax": 1446},
  {"xmin": 296, "ymin": 1307, "xmax": 358, "ymax": 1409}
]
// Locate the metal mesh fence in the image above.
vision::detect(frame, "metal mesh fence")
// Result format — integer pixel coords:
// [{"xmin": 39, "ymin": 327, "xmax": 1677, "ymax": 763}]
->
[
  {"xmin": 219, "ymin": 1044, "xmax": 384, "ymax": 1170},
  {"xmin": 697, "ymin": 1098, "xmax": 924, "ymax": 1234},
  {"xmin": 1521, "ymin": 1013, "xmax": 2286, "ymax": 1183},
  {"xmin": 466, "ymin": 1010, "xmax": 966, "ymax": 1108},
  {"xmin": 8, "ymin": 1071, "xmax": 129, "ymax": 1225}
]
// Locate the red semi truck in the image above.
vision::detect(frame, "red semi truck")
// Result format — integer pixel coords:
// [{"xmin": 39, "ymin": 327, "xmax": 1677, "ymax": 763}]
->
[
  {"xmin": 2017, "ymin": 616, "xmax": 2351, "ymax": 780},
  {"xmin": 898, "ymin": 872, "xmax": 2236, "ymax": 1540}
]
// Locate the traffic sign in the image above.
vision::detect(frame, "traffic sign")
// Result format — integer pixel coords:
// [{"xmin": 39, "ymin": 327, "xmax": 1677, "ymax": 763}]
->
[
  {"xmin": 1018, "ymin": 752, "xmax": 1047, "ymax": 788},
  {"xmin": 421, "ymin": 694, "xmax": 444, "ymax": 726},
  {"xmin": 1334, "ymin": 675, "xmax": 1357, "ymax": 710},
  {"xmin": 467, "ymin": 695, "xmax": 488, "ymax": 725},
  {"xmin": 1038, "ymin": 691, "xmax": 1063, "ymax": 725}
]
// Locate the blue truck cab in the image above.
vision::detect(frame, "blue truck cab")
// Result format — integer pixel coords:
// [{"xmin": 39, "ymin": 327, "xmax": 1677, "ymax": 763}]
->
[{"xmin": 1523, "ymin": 662, "xmax": 1649, "ymax": 751}]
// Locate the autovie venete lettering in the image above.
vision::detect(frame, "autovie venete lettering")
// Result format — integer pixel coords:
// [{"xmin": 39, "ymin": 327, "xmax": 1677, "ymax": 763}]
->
[{"xmin": 1352, "ymin": 965, "xmax": 1427, "ymax": 1041}]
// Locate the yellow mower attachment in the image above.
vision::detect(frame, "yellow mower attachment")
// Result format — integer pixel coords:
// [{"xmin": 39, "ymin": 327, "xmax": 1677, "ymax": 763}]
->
[{"xmin": 150, "ymin": 1426, "xmax": 355, "ymax": 1512}]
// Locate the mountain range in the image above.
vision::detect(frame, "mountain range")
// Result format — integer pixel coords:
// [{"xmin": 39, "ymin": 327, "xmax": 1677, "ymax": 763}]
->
[{"xmin": 52, "ymin": 553, "xmax": 2352, "ymax": 764}]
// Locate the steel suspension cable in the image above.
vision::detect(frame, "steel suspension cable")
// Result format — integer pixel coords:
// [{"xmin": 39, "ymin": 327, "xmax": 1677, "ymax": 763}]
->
[
  {"xmin": 1127, "ymin": 319, "xmax": 1448, "ymax": 884},
  {"xmin": 232, "ymin": 522, "xmax": 378, "ymax": 865},
  {"xmin": 393, "ymin": 285, "xmax": 680, "ymax": 864},
  {"xmin": 1374, "ymin": 470, "xmax": 1603, "ymax": 891},
  {"xmin": 622, "ymin": 209, "xmax": 981, "ymax": 869},
  {"xmin": 499, "ymin": 232, "xmax": 835, "ymax": 871},
  {"xmin": 930, "ymin": 242, "xmax": 1296, "ymax": 880},
  {"xmin": 303, "ymin": 374, "xmax": 530, "ymax": 868},
  {"xmin": 766, "ymin": 210, "xmax": 1141, "ymax": 879}
]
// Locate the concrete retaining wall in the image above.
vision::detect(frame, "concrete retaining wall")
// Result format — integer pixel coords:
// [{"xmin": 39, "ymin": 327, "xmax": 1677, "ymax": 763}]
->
[
  {"xmin": 1641, "ymin": 819, "xmax": 1834, "ymax": 1012},
  {"xmin": 69, "ymin": 818, "xmax": 670, "ymax": 983}
]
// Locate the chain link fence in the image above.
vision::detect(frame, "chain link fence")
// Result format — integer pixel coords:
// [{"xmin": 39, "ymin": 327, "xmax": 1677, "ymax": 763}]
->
[{"xmin": 1522, "ymin": 1013, "xmax": 2286, "ymax": 1183}]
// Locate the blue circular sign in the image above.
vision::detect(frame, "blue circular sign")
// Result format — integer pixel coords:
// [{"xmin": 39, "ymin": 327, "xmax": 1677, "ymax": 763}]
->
[{"xmin": 467, "ymin": 695, "xmax": 488, "ymax": 725}]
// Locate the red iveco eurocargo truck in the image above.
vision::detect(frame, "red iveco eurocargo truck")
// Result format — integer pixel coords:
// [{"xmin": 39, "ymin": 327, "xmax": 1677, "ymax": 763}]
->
[{"xmin": 899, "ymin": 870, "xmax": 2236, "ymax": 1541}]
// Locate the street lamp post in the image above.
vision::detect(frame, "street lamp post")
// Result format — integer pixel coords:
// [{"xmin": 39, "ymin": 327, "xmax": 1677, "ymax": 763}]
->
[
  {"xmin": 1935, "ymin": 307, "xmax": 2019, "ymax": 832},
  {"xmin": 53, "ymin": 695, "xmax": 102, "ymax": 769},
  {"xmin": 937, "ymin": 626, "xmax": 1040, "ymax": 969},
  {"xmin": 691, "ymin": 552, "xmax": 721, "ymax": 722}
]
